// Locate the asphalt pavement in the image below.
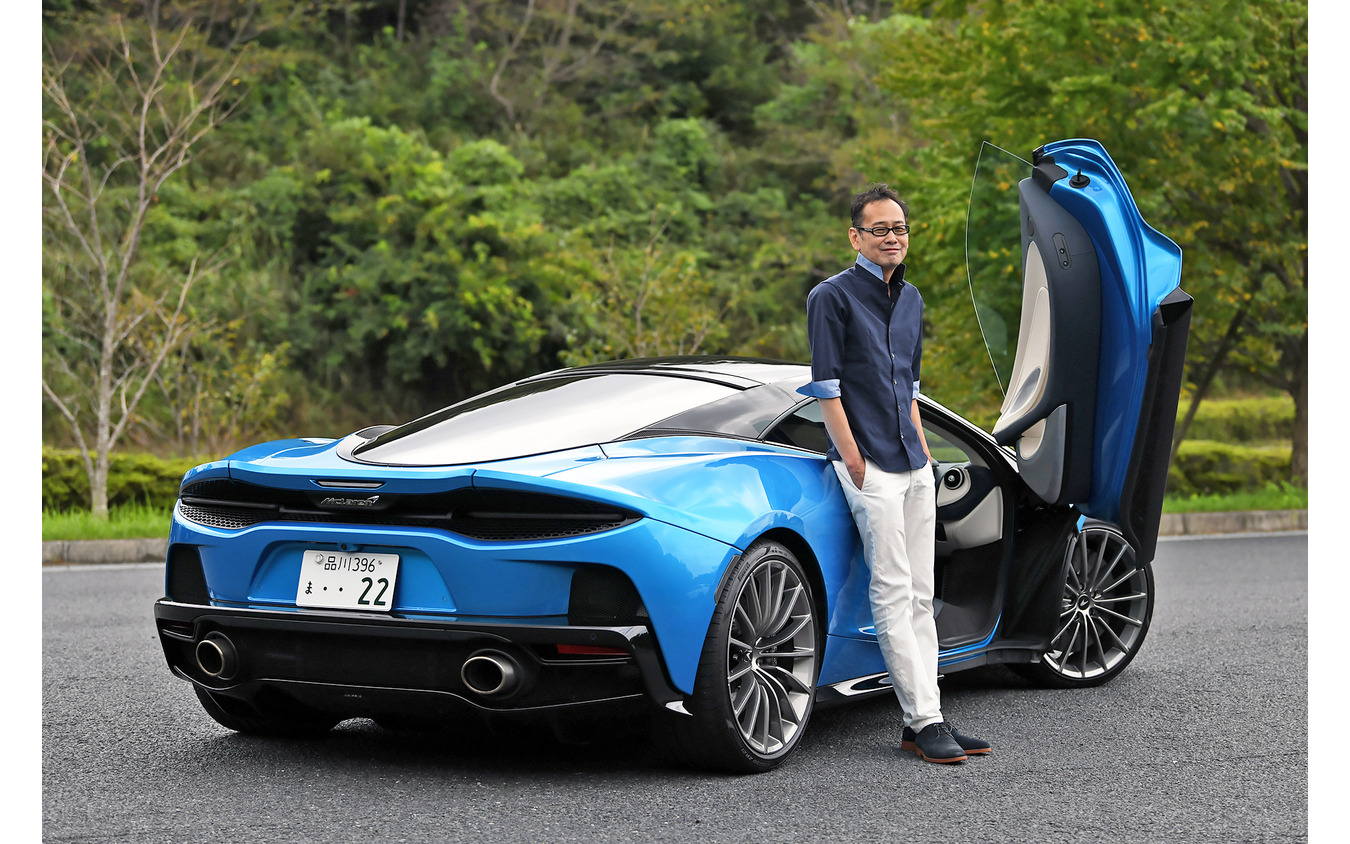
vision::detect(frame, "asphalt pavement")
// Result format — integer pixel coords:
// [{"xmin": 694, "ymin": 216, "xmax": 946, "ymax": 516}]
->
[{"xmin": 40, "ymin": 533, "xmax": 1312, "ymax": 842}]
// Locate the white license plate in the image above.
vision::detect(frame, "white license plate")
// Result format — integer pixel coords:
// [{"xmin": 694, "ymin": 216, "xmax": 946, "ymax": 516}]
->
[{"xmin": 296, "ymin": 549, "xmax": 400, "ymax": 612}]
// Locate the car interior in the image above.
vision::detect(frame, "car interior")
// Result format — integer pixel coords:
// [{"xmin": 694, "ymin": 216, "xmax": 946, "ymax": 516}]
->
[{"xmin": 763, "ymin": 400, "xmax": 1009, "ymax": 650}]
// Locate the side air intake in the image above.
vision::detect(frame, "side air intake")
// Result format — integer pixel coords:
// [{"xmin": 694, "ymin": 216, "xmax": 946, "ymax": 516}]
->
[{"xmin": 166, "ymin": 544, "xmax": 210, "ymax": 604}]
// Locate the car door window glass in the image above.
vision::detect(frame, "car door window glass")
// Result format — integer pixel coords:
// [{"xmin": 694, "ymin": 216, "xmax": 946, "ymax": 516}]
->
[
  {"xmin": 966, "ymin": 141, "xmax": 1032, "ymax": 398},
  {"xmin": 925, "ymin": 427, "xmax": 972, "ymax": 466},
  {"xmin": 764, "ymin": 402, "xmax": 979, "ymax": 468},
  {"xmin": 763, "ymin": 401, "xmax": 829, "ymax": 454}
]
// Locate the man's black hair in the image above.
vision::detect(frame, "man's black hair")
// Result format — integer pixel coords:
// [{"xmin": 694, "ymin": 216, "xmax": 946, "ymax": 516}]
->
[{"xmin": 850, "ymin": 184, "xmax": 910, "ymax": 228}]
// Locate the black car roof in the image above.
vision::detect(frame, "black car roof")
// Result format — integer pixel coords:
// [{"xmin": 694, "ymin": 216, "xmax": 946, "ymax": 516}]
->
[{"xmin": 521, "ymin": 356, "xmax": 810, "ymax": 390}]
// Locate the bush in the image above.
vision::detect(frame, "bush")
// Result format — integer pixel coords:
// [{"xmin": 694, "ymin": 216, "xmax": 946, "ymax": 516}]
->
[
  {"xmin": 42, "ymin": 448, "xmax": 200, "ymax": 512},
  {"xmin": 1166, "ymin": 440, "xmax": 1291, "ymax": 497},
  {"xmin": 1181, "ymin": 395, "xmax": 1293, "ymax": 442}
]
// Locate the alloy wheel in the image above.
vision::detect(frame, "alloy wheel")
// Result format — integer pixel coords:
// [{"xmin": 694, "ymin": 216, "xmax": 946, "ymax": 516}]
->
[
  {"xmin": 1042, "ymin": 525, "xmax": 1151, "ymax": 681},
  {"xmin": 724, "ymin": 554, "xmax": 818, "ymax": 757}
]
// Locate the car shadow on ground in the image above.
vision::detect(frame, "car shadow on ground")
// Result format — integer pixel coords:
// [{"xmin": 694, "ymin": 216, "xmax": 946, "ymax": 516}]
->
[{"xmin": 181, "ymin": 665, "xmax": 1038, "ymax": 778}]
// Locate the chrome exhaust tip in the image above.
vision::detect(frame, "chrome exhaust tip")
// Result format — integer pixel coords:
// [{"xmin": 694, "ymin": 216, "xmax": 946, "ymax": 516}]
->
[
  {"xmin": 195, "ymin": 632, "xmax": 239, "ymax": 680},
  {"xmin": 461, "ymin": 650, "xmax": 522, "ymax": 697}
]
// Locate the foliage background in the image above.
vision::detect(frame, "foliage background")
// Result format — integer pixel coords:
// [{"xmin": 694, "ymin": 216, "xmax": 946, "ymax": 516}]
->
[{"xmin": 40, "ymin": 0, "xmax": 1309, "ymax": 507}]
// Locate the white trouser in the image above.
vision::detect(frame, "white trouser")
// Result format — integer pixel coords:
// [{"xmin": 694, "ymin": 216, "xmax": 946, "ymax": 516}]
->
[{"xmin": 833, "ymin": 457, "xmax": 942, "ymax": 731}]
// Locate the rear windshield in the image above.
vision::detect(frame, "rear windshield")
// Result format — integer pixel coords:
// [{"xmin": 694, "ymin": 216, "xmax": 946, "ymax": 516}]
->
[{"xmin": 350, "ymin": 373, "xmax": 738, "ymax": 466}]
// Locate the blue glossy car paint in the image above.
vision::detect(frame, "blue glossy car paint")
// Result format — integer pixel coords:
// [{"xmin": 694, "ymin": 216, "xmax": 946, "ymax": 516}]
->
[
  {"xmin": 504, "ymin": 437, "xmax": 886, "ymax": 687},
  {"xmin": 168, "ymin": 418, "xmax": 962, "ymax": 695},
  {"xmin": 179, "ymin": 449, "xmax": 747, "ymax": 695},
  {"xmin": 1039, "ymin": 139, "xmax": 1184, "ymax": 522}
]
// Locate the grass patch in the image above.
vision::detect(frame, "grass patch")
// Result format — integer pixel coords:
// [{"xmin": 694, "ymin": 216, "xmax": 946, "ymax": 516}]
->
[
  {"xmin": 1161, "ymin": 482, "xmax": 1307, "ymax": 514},
  {"xmin": 43, "ymin": 503, "xmax": 173, "ymax": 542}
]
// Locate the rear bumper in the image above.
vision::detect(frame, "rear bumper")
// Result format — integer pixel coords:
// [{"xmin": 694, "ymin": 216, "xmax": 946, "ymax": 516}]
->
[{"xmin": 154, "ymin": 599, "xmax": 685, "ymax": 721}]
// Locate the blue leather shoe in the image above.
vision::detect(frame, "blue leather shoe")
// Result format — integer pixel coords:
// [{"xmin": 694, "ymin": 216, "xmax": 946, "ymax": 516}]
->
[
  {"xmin": 902, "ymin": 721, "xmax": 990, "ymax": 757},
  {"xmin": 906, "ymin": 722, "xmax": 967, "ymax": 764}
]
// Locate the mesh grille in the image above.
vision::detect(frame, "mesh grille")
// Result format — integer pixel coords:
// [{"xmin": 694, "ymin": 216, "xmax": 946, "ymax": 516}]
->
[
  {"xmin": 178, "ymin": 479, "xmax": 637, "ymax": 542},
  {"xmin": 179, "ymin": 503, "xmax": 265, "ymax": 530},
  {"xmin": 569, "ymin": 566, "xmax": 648, "ymax": 624}
]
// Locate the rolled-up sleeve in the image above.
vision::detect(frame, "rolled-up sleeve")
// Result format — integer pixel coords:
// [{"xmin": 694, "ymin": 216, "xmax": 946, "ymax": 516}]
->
[
  {"xmin": 911, "ymin": 300, "xmax": 924, "ymax": 399},
  {"xmin": 798, "ymin": 281, "xmax": 847, "ymax": 398},
  {"xmin": 798, "ymin": 378, "xmax": 841, "ymax": 399}
]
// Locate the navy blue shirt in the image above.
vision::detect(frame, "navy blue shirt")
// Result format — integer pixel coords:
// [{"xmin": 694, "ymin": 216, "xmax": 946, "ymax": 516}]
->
[{"xmin": 799, "ymin": 254, "xmax": 929, "ymax": 473}]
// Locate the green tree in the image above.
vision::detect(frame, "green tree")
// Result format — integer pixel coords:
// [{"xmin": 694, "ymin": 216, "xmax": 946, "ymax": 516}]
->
[
  {"xmin": 876, "ymin": 0, "xmax": 1308, "ymax": 480},
  {"xmin": 753, "ymin": 6, "xmax": 924, "ymax": 196},
  {"xmin": 42, "ymin": 3, "xmax": 248, "ymax": 516},
  {"xmin": 744, "ymin": 7, "xmax": 933, "ymax": 369},
  {"xmin": 561, "ymin": 210, "xmax": 734, "ymax": 364},
  {"xmin": 273, "ymin": 121, "xmax": 575, "ymax": 415},
  {"xmin": 142, "ymin": 322, "xmax": 292, "ymax": 459}
]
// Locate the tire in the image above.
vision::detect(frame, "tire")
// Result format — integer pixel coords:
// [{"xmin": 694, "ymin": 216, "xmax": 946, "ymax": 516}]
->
[
  {"xmin": 664, "ymin": 540, "xmax": 820, "ymax": 773},
  {"xmin": 1014, "ymin": 523, "xmax": 1154, "ymax": 688},
  {"xmin": 193, "ymin": 686, "xmax": 340, "ymax": 737}
]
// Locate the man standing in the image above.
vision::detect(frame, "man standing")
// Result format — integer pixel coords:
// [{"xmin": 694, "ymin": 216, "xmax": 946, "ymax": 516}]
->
[{"xmin": 799, "ymin": 184, "xmax": 990, "ymax": 764}]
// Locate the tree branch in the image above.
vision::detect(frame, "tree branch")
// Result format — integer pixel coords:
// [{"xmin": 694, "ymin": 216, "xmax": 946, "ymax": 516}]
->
[{"xmin": 489, "ymin": 0, "xmax": 536, "ymax": 123}]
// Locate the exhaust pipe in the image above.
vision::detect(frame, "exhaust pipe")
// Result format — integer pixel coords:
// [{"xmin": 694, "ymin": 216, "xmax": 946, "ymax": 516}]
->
[
  {"xmin": 195, "ymin": 632, "xmax": 239, "ymax": 680},
  {"xmin": 461, "ymin": 650, "xmax": 525, "ymax": 697}
]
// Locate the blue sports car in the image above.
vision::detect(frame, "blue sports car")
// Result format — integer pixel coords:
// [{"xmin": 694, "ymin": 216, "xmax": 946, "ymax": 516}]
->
[{"xmin": 154, "ymin": 139, "xmax": 1191, "ymax": 772}]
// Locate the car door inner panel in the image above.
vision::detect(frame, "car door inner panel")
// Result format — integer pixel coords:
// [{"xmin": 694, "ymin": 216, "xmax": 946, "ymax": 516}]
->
[{"xmin": 990, "ymin": 173, "xmax": 1102, "ymax": 507}]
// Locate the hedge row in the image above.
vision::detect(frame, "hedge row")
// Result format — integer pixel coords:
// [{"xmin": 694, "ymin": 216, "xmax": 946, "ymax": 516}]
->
[
  {"xmin": 42, "ymin": 448, "xmax": 199, "ymax": 513},
  {"xmin": 1166, "ymin": 440, "xmax": 1291, "ymax": 497},
  {"xmin": 44, "ymin": 437, "xmax": 1291, "ymax": 513},
  {"xmin": 1180, "ymin": 395, "xmax": 1293, "ymax": 442}
]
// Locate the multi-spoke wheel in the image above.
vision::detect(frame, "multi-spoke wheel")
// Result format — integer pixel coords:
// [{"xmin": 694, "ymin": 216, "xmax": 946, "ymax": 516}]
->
[
  {"xmin": 664, "ymin": 540, "xmax": 819, "ymax": 773},
  {"xmin": 1017, "ymin": 523, "xmax": 1154, "ymax": 688}
]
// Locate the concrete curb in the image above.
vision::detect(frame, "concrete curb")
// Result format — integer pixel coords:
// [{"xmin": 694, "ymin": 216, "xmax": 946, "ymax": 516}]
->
[
  {"xmin": 42, "ymin": 537, "xmax": 169, "ymax": 566},
  {"xmin": 1156, "ymin": 509, "xmax": 1307, "ymax": 537},
  {"xmin": 42, "ymin": 510, "xmax": 1307, "ymax": 566}
]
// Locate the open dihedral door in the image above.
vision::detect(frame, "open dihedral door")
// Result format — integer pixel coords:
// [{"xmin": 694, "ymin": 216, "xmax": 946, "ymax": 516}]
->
[
  {"xmin": 967, "ymin": 140, "xmax": 1190, "ymax": 564},
  {"xmin": 990, "ymin": 164, "xmax": 1103, "ymax": 506}
]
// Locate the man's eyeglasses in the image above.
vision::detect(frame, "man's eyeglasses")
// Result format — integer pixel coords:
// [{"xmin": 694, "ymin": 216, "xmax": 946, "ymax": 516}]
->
[{"xmin": 854, "ymin": 224, "xmax": 910, "ymax": 237}]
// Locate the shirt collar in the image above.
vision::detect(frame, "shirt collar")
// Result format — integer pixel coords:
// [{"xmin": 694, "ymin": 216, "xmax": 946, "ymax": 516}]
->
[{"xmin": 854, "ymin": 253, "xmax": 907, "ymax": 285}]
